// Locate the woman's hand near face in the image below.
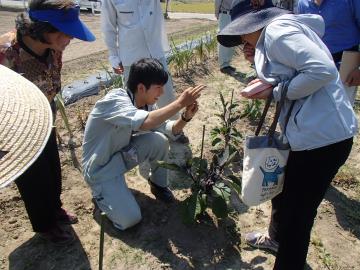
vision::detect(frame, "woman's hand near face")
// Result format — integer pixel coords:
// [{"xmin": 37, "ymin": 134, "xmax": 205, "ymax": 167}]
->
[{"xmin": 345, "ymin": 68, "xmax": 360, "ymax": 87}]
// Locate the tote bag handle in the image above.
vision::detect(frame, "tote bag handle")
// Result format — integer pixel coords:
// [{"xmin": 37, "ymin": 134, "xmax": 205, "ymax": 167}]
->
[{"xmin": 254, "ymin": 81, "xmax": 294, "ymax": 142}]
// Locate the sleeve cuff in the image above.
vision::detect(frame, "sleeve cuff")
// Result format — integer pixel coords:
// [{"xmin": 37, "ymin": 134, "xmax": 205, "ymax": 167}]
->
[
  {"xmin": 272, "ymin": 84, "xmax": 282, "ymax": 102},
  {"xmin": 165, "ymin": 120, "xmax": 181, "ymax": 141},
  {"xmin": 131, "ymin": 110, "xmax": 150, "ymax": 131},
  {"xmin": 109, "ymin": 55, "xmax": 120, "ymax": 68}
]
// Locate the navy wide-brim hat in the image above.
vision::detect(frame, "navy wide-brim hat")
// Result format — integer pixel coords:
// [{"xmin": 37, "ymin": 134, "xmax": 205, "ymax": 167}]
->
[
  {"xmin": 29, "ymin": 6, "xmax": 95, "ymax": 42},
  {"xmin": 217, "ymin": 0, "xmax": 291, "ymax": 47}
]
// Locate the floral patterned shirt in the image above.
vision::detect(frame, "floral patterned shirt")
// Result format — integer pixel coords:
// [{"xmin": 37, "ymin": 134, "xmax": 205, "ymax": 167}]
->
[{"xmin": 0, "ymin": 30, "xmax": 62, "ymax": 102}]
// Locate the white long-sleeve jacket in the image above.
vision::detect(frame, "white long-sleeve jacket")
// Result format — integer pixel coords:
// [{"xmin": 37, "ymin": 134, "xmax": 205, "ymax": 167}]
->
[
  {"xmin": 101, "ymin": 0, "xmax": 170, "ymax": 67},
  {"xmin": 255, "ymin": 14, "xmax": 357, "ymax": 151}
]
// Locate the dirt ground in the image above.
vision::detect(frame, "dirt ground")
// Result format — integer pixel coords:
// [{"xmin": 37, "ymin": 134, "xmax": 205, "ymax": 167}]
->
[
  {"xmin": 0, "ymin": 9, "xmax": 216, "ymax": 62},
  {"xmin": 0, "ymin": 11, "xmax": 360, "ymax": 270}
]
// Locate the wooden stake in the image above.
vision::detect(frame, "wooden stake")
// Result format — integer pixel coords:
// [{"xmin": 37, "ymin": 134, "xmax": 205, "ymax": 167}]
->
[
  {"xmin": 200, "ymin": 125, "xmax": 205, "ymax": 159},
  {"xmin": 99, "ymin": 212, "xmax": 106, "ymax": 270}
]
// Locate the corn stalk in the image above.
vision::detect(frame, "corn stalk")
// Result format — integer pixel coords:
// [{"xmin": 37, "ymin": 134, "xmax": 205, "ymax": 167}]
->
[{"xmin": 55, "ymin": 93, "xmax": 73, "ymax": 137}]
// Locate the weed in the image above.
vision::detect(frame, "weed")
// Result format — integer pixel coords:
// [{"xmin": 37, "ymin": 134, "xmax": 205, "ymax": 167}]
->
[
  {"xmin": 168, "ymin": 38, "xmax": 194, "ymax": 76},
  {"xmin": 193, "ymin": 38, "xmax": 206, "ymax": 63},
  {"xmin": 161, "ymin": 1, "xmax": 214, "ymax": 13},
  {"xmin": 312, "ymin": 237, "xmax": 340, "ymax": 270},
  {"xmin": 76, "ymin": 106, "xmax": 86, "ymax": 131},
  {"xmin": 241, "ymin": 99, "xmax": 263, "ymax": 121},
  {"xmin": 204, "ymin": 31, "xmax": 218, "ymax": 58},
  {"xmin": 101, "ymin": 64, "xmax": 124, "ymax": 94}
]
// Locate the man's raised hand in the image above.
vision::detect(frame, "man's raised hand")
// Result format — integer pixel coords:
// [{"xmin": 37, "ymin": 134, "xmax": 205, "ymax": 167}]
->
[{"xmin": 178, "ymin": 84, "xmax": 205, "ymax": 107}]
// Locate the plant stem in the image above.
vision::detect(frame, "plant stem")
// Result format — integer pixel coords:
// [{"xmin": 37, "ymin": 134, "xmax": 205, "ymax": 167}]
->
[
  {"xmin": 227, "ymin": 89, "xmax": 234, "ymax": 126},
  {"xmin": 200, "ymin": 125, "xmax": 205, "ymax": 159}
]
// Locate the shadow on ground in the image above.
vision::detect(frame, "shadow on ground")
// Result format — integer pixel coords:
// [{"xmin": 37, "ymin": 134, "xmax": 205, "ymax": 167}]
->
[
  {"xmin": 92, "ymin": 188, "xmax": 266, "ymax": 270},
  {"xmin": 325, "ymin": 185, "xmax": 360, "ymax": 240},
  {"xmin": 8, "ymin": 227, "xmax": 90, "ymax": 270}
]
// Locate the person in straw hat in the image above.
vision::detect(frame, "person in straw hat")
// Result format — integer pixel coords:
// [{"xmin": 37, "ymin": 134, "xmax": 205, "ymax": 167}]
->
[
  {"xmin": 218, "ymin": 1, "xmax": 357, "ymax": 269},
  {"xmin": 0, "ymin": 0, "xmax": 95, "ymax": 245}
]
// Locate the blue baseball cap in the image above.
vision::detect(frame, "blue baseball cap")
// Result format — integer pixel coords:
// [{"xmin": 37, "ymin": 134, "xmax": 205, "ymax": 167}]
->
[{"xmin": 28, "ymin": 6, "xmax": 95, "ymax": 42}]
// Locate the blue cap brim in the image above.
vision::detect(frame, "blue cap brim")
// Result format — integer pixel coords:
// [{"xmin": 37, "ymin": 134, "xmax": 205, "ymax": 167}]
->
[
  {"xmin": 51, "ymin": 19, "xmax": 95, "ymax": 42},
  {"xmin": 29, "ymin": 7, "xmax": 96, "ymax": 42}
]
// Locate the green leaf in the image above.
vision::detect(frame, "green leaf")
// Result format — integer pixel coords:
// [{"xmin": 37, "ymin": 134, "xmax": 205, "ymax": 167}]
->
[
  {"xmin": 186, "ymin": 158, "xmax": 193, "ymax": 168},
  {"xmin": 213, "ymin": 183, "xmax": 231, "ymax": 201},
  {"xmin": 220, "ymin": 126, "xmax": 229, "ymax": 135},
  {"xmin": 229, "ymin": 103, "xmax": 239, "ymax": 110},
  {"xmin": 227, "ymin": 174, "xmax": 241, "ymax": 185},
  {"xmin": 227, "ymin": 181, "xmax": 242, "ymax": 195},
  {"xmin": 200, "ymin": 159, "xmax": 208, "ymax": 170},
  {"xmin": 226, "ymin": 175, "xmax": 242, "ymax": 194},
  {"xmin": 222, "ymin": 151, "xmax": 238, "ymax": 168},
  {"xmin": 199, "ymin": 193, "xmax": 208, "ymax": 212},
  {"xmin": 157, "ymin": 161, "xmax": 182, "ymax": 172},
  {"xmin": 210, "ymin": 128, "xmax": 221, "ymax": 136},
  {"xmin": 180, "ymin": 192, "xmax": 202, "ymax": 224},
  {"xmin": 214, "ymin": 113, "xmax": 225, "ymax": 120},
  {"xmin": 211, "ymin": 137, "xmax": 222, "ymax": 146},
  {"xmin": 211, "ymin": 196, "xmax": 228, "ymax": 219},
  {"xmin": 218, "ymin": 146, "xmax": 230, "ymax": 167}
]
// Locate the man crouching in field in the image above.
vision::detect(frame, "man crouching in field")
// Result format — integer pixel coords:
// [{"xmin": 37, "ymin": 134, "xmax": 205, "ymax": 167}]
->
[{"xmin": 82, "ymin": 58, "xmax": 204, "ymax": 230}]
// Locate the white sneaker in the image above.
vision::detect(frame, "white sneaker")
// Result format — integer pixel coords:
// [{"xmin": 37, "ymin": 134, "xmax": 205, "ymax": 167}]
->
[{"xmin": 245, "ymin": 232, "xmax": 279, "ymax": 252}]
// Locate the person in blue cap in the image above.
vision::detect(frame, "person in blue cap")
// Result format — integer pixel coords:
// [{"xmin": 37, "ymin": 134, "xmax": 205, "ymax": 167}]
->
[{"xmin": 0, "ymin": 0, "xmax": 95, "ymax": 245}]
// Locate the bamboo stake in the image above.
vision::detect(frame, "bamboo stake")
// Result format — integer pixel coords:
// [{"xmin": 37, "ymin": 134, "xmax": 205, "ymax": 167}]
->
[
  {"xmin": 200, "ymin": 125, "xmax": 205, "ymax": 159},
  {"xmin": 99, "ymin": 212, "xmax": 106, "ymax": 270}
]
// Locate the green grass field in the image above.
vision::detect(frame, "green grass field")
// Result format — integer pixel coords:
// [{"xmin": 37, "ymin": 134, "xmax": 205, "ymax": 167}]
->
[{"xmin": 161, "ymin": 1, "xmax": 214, "ymax": 14}]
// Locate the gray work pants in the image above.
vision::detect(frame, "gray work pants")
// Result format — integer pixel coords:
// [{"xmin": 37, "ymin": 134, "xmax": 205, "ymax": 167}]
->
[
  {"xmin": 91, "ymin": 132, "xmax": 169, "ymax": 230},
  {"xmin": 218, "ymin": 13, "xmax": 235, "ymax": 69}
]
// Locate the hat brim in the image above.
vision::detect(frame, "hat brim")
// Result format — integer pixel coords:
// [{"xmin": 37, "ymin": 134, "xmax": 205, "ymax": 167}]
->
[
  {"xmin": 52, "ymin": 19, "xmax": 95, "ymax": 42},
  {"xmin": 217, "ymin": 7, "xmax": 291, "ymax": 47},
  {"xmin": 0, "ymin": 65, "xmax": 53, "ymax": 188}
]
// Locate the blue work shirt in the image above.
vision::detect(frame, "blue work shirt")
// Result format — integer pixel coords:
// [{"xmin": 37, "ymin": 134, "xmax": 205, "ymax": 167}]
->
[
  {"xmin": 297, "ymin": 0, "xmax": 360, "ymax": 54},
  {"xmin": 82, "ymin": 88, "xmax": 177, "ymax": 185}
]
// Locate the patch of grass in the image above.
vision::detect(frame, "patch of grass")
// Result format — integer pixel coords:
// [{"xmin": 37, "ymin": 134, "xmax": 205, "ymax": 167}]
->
[
  {"xmin": 333, "ymin": 164, "xmax": 359, "ymax": 191},
  {"xmin": 168, "ymin": 24, "xmax": 217, "ymax": 46},
  {"xmin": 161, "ymin": 1, "xmax": 214, "ymax": 13},
  {"xmin": 109, "ymin": 245, "xmax": 148, "ymax": 268},
  {"xmin": 311, "ymin": 237, "xmax": 340, "ymax": 270}
]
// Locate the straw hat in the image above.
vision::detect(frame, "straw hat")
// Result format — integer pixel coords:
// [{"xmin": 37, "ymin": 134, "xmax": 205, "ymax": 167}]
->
[{"xmin": 0, "ymin": 65, "xmax": 53, "ymax": 188}]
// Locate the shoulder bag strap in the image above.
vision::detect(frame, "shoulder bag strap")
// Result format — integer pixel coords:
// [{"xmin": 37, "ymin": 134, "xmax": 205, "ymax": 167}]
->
[{"xmin": 255, "ymin": 93, "xmax": 273, "ymax": 136}]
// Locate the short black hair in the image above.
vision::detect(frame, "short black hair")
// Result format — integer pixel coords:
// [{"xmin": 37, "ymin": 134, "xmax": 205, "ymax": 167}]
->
[
  {"xmin": 127, "ymin": 58, "xmax": 169, "ymax": 93},
  {"xmin": 15, "ymin": 0, "xmax": 75, "ymax": 43}
]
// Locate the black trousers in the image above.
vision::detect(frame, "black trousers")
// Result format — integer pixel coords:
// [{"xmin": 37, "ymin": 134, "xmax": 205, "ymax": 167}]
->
[
  {"xmin": 15, "ymin": 128, "xmax": 62, "ymax": 232},
  {"xmin": 268, "ymin": 138, "xmax": 353, "ymax": 270}
]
